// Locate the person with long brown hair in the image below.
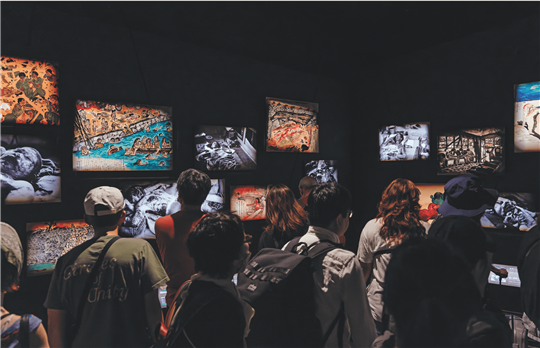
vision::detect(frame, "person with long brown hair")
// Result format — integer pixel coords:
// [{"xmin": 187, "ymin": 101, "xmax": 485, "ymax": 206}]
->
[
  {"xmin": 258, "ymin": 184, "xmax": 308, "ymax": 250},
  {"xmin": 357, "ymin": 178, "xmax": 430, "ymax": 332}
]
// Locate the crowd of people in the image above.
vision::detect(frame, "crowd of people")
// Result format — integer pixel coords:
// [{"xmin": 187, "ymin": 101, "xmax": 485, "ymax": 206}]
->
[{"xmin": 1, "ymin": 169, "xmax": 538, "ymax": 348}]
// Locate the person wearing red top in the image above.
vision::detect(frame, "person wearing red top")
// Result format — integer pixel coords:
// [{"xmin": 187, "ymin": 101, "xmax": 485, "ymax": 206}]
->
[{"xmin": 155, "ymin": 169, "xmax": 211, "ymax": 308}]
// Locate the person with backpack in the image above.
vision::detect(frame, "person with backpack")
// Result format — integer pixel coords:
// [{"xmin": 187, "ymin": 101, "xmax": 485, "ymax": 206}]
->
[
  {"xmin": 286, "ymin": 182, "xmax": 376, "ymax": 348},
  {"xmin": 357, "ymin": 178, "xmax": 429, "ymax": 333}
]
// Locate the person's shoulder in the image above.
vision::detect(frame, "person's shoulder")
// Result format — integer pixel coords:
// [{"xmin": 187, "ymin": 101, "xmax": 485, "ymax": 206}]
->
[
  {"xmin": 361, "ymin": 218, "xmax": 382, "ymax": 236},
  {"xmin": 155, "ymin": 214, "xmax": 174, "ymax": 231},
  {"xmin": 327, "ymin": 246, "xmax": 356, "ymax": 265}
]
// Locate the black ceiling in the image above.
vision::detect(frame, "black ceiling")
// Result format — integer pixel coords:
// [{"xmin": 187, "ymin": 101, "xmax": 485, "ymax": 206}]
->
[{"xmin": 24, "ymin": 2, "xmax": 540, "ymax": 83}]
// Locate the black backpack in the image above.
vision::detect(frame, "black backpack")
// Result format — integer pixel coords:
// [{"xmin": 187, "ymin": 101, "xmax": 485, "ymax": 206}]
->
[{"xmin": 237, "ymin": 237, "xmax": 345, "ymax": 348}]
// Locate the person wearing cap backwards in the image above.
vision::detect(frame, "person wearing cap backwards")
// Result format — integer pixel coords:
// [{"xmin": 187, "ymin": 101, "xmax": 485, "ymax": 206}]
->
[
  {"xmin": 428, "ymin": 216, "xmax": 513, "ymax": 347},
  {"xmin": 45, "ymin": 187, "xmax": 169, "ymax": 348},
  {"xmin": 1, "ymin": 222, "xmax": 50, "ymax": 348}
]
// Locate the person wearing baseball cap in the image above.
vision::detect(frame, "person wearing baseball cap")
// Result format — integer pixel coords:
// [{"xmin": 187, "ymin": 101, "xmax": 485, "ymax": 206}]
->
[{"xmin": 45, "ymin": 186, "xmax": 169, "ymax": 348}]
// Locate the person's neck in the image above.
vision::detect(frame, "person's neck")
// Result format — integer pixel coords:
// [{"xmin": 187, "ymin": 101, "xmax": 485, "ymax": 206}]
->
[
  {"xmin": 180, "ymin": 204, "xmax": 201, "ymax": 212},
  {"xmin": 93, "ymin": 226, "xmax": 119, "ymax": 237}
]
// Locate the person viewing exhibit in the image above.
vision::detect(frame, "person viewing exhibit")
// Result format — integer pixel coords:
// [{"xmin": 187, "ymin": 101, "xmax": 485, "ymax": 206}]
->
[
  {"xmin": 297, "ymin": 176, "xmax": 318, "ymax": 209},
  {"xmin": 357, "ymin": 178, "xmax": 430, "ymax": 332},
  {"xmin": 1, "ymin": 222, "xmax": 50, "ymax": 348},
  {"xmin": 258, "ymin": 183, "xmax": 308, "ymax": 250}
]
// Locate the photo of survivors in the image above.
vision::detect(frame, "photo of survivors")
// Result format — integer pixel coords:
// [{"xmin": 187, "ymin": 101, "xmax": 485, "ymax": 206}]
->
[
  {"xmin": 201, "ymin": 179, "xmax": 226, "ymax": 213},
  {"xmin": 305, "ymin": 160, "xmax": 338, "ymax": 184},
  {"xmin": 379, "ymin": 123, "xmax": 430, "ymax": 161},
  {"xmin": 194, "ymin": 125, "xmax": 257, "ymax": 171},
  {"xmin": 230, "ymin": 185, "xmax": 267, "ymax": 221},
  {"xmin": 437, "ymin": 128, "xmax": 505, "ymax": 175},
  {"xmin": 1, "ymin": 134, "xmax": 61, "ymax": 205},
  {"xmin": 26, "ymin": 220, "xmax": 94, "ymax": 276},
  {"xmin": 73, "ymin": 100, "xmax": 172, "ymax": 171},
  {"xmin": 514, "ymin": 81, "xmax": 540, "ymax": 152},
  {"xmin": 266, "ymin": 97, "xmax": 319, "ymax": 153},
  {"xmin": 416, "ymin": 184, "xmax": 446, "ymax": 221},
  {"xmin": 0, "ymin": 56, "xmax": 59, "ymax": 125},
  {"xmin": 481, "ymin": 193, "xmax": 538, "ymax": 231}
]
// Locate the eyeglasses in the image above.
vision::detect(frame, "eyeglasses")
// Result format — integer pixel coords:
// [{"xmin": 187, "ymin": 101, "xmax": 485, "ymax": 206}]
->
[{"xmin": 348, "ymin": 210, "xmax": 354, "ymax": 219}]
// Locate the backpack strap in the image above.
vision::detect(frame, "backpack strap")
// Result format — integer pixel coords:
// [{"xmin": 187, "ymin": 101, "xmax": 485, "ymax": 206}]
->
[{"xmin": 19, "ymin": 314, "xmax": 30, "ymax": 348}]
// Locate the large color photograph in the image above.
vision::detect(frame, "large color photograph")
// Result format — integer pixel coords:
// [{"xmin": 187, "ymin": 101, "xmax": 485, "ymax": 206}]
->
[
  {"xmin": 514, "ymin": 81, "xmax": 540, "ymax": 152},
  {"xmin": 379, "ymin": 123, "xmax": 430, "ymax": 161},
  {"xmin": 1, "ymin": 56, "xmax": 59, "ymax": 125},
  {"xmin": 230, "ymin": 185, "xmax": 267, "ymax": 221},
  {"xmin": 1, "ymin": 134, "xmax": 61, "ymax": 205},
  {"xmin": 480, "ymin": 192, "xmax": 538, "ymax": 231},
  {"xmin": 416, "ymin": 184, "xmax": 445, "ymax": 221},
  {"xmin": 266, "ymin": 97, "xmax": 319, "ymax": 153},
  {"xmin": 194, "ymin": 125, "xmax": 257, "ymax": 171},
  {"xmin": 26, "ymin": 220, "xmax": 94, "ymax": 277},
  {"xmin": 437, "ymin": 128, "xmax": 504, "ymax": 175},
  {"xmin": 73, "ymin": 100, "xmax": 172, "ymax": 171},
  {"xmin": 305, "ymin": 160, "xmax": 338, "ymax": 183}
]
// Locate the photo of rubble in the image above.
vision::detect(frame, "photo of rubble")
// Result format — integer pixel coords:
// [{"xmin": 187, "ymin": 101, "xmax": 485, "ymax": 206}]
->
[
  {"xmin": 202, "ymin": 179, "xmax": 226, "ymax": 213},
  {"xmin": 437, "ymin": 127, "xmax": 505, "ymax": 175},
  {"xmin": 305, "ymin": 160, "xmax": 338, "ymax": 183},
  {"xmin": 266, "ymin": 97, "xmax": 319, "ymax": 153},
  {"xmin": 194, "ymin": 125, "xmax": 257, "ymax": 171},
  {"xmin": 230, "ymin": 185, "xmax": 267, "ymax": 221},
  {"xmin": 379, "ymin": 123, "xmax": 430, "ymax": 161},
  {"xmin": 26, "ymin": 220, "xmax": 94, "ymax": 277},
  {"xmin": 481, "ymin": 192, "xmax": 538, "ymax": 231},
  {"xmin": 514, "ymin": 81, "xmax": 540, "ymax": 152}
]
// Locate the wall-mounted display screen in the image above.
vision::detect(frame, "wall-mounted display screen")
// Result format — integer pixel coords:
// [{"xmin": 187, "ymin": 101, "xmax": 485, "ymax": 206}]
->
[
  {"xmin": 305, "ymin": 160, "xmax": 338, "ymax": 183},
  {"xmin": 230, "ymin": 185, "xmax": 267, "ymax": 221},
  {"xmin": 1, "ymin": 56, "xmax": 59, "ymax": 125},
  {"xmin": 202, "ymin": 179, "xmax": 226, "ymax": 213},
  {"xmin": 480, "ymin": 192, "xmax": 538, "ymax": 231},
  {"xmin": 73, "ymin": 100, "xmax": 172, "ymax": 171},
  {"xmin": 416, "ymin": 183, "xmax": 445, "ymax": 221},
  {"xmin": 379, "ymin": 123, "xmax": 430, "ymax": 161},
  {"xmin": 514, "ymin": 81, "xmax": 540, "ymax": 153},
  {"xmin": 1, "ymin": 133, "xmax": 61, "ymax": 205},
  {"xmin": 437, "ymin": 127, "xmax": 504, "ymax": 175},
  {"xmin": 194, "ymin": 125, "xmax": 257, "ymax": 171},
  {"xmin": 266, "ymin": 97, "xmax": 319, "ymax": 153},
  {"xmin": 26, "ymin": 220, "xmax": 94, "ymax": 276}
]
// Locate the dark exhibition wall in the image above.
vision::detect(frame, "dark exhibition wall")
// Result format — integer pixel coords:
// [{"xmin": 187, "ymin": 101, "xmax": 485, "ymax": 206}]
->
[{"xmin": 1, "ymin": 2, "xmax": 539, "ymax": 321}]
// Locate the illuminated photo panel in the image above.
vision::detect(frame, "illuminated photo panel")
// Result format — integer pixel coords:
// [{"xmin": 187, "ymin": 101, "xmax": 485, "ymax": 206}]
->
[
  {"xmin": 514, "ymin": 81, "xmax": 540, "ymax": 152},
  {"xmin": 230, "ymin": 185, "xmax": 267, "ymax": 221},
  {"xmin": 416, "ymin": 183, "xmax": 445, "ymax": 221},
  {"xmin": 379, "ymin": 123, "xmax": 430, "ymax": 161},
  {"xmin": 305, "ymin": 160, "xmax": 338, "ymax": 183},
  {"xmin": 480, "ymin": 192, "xmax": 538, "ymax": 231}
]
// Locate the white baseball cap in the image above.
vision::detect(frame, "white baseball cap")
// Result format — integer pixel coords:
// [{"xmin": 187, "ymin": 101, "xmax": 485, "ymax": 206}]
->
[
  {"xmin": 84, "ymin": 186, "xmax": 125, "ymax": 216},
  {"xmin": 1, "ymin": 222, "xmax": 24, "ymax": 275}
]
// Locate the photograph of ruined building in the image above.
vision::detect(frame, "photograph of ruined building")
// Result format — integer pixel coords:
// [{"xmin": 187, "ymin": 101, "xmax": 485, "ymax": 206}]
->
[{"xmin": 73, "ymin": 100, "xmax": 172, "ymax": 171}]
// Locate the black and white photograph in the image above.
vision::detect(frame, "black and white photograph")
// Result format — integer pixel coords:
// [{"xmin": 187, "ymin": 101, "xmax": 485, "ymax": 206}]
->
[
  {"xmin": 1, "ymin": 133, "xmax": 61, "ymax": 205},
  {"xmin": 201, "ymin": 179, "xmax": 226, "ymax": 213},
  {"xmin": 305, "ymin": 160, "xmax": 338, "ymax": 184},
  {"xmin": 481, "ymin": 192, "xmax": 538, "ymax": 231},
  {"xmin": 437, "ymin": 127, "xmax": 504, "ymax": 175},
  {"xmin": 194, "ymin": 125, "xmax": 257, "ymax": 171},
  {"xmin": 379, "ymin": 123, "xmax": 430, "ymax": 161}
]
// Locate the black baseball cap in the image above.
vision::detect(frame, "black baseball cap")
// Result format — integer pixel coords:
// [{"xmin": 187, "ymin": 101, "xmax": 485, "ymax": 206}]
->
[{"xmin": 438, "ymin": 174, "xmax": 498, "ymax": 217}]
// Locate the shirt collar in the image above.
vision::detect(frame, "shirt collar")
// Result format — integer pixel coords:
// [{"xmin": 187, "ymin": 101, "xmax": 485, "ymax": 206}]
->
[{"xmin": 307, "ymin": 225, "xmax": 340, "ymax": 243}]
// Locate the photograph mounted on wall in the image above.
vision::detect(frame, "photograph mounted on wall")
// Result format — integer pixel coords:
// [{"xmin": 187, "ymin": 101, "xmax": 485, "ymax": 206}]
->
[
  {"xmin": 1, "ymin": 56, "xmax": 59, "ymax": 125},
  {"xmin": 1, "ymin": 133, "xmax": 61, "ymax": 205},
  {"xmin": 230, "ymin": 185, "xmax": 267, "ymax": 221},
  {"xmin": 194, "ymin": 125, "xmax": 257, "ymax": 171},
  {"xmin": 437, "ymin": 127, "xmax": 504, "ymax": 176},
  {"xmin": 73, "ymin": 100, "xmax": 172, "ymax": 171},
  {"xmin": 305, "ymin": 160, "xmax": 338, "ymax": 183},
  {"xmin": 379, "ymin": 123, "xmax": 430, "ymax": 161},
  {"xmin": 202, "ymin": 179, "xmax": 226, "ymax": 213},
  {"xmin": 480, "ymin": 193, "xmax": 538, "ymax": 231},
  {"xmin": 26, "ymin": 220, "xmax": 94, "ymax": 277},
  {"xmin": 416, "ymin": 183, "xmax": 445, "ymax": 221},
  {"xmin": 514, "ymin": 81, "xmax": 540, "ymax": 152},
  {"xmin": 266, "ymin": 97, "xmax": 319, "ymax": 153}
]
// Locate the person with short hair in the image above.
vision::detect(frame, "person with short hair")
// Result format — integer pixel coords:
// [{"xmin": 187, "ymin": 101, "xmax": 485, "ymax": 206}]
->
[
  {"xmin": 284, "ymin": 182, "xmax": 376, "ymax": 348},
  {"xmin": 45, "ymin": 186, "xmax": 169, "ymax": 348},
  {"xmin": 1, "ymin": 222, "xmax": 50, "ymax": 348},
  {"xmin": 297, "ymin": 176, "xmax": 318, "ymax": 209},
  {"xmin": 155, "ymin": 168, "xmax": 212, "ymax": 308}
]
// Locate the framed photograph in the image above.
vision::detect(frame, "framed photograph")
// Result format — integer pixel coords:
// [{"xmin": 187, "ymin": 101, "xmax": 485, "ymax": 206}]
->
[
  {"xmin": 437, "ymin": 127, "xmax": 505, "ymax": 175},
  {"xmin": 73, "ymin": 100, "xmax": 172, "ymax": 171},
  {"xmin": 480, "ymin": 192, "xmax": 538, "ymax": 231},
  {"xmin": 194, "ymin": 125, "xmax": 257, "ymax": 171},
  {"xmin": 1, "ymin": 56, "xmax": 59, "ymax": 125},
  {"xmin": 305, "ymin": 160, "xmax": 338, "ymax": 183},
  {"xmin": 26, "ymin": 220, "xmax": 94, "ymax": 276},
  {"xmin": 230, "ymin": 185, "xmax": 267, "ymax": 221},
  {"xmin": 514, "ymin": 81, "xmax": 540, "ymax": 152},
  {"xmin": 1, "ymin": 133, "xmax": 61, "ymax": 205},
  {"xmin": 202, "ymin": 179, "xmax": 226, "ymax": 213},
  {"xmin": 416, "ymin": 183, "xmax": 446, "ymax": 221},
  {"xmin": 379, "ymin": 123, "xmax": 430, "ymax": 161},
  {"xmin": 266, "ymin": 97, "xmax": 319, "ymax": 153}
]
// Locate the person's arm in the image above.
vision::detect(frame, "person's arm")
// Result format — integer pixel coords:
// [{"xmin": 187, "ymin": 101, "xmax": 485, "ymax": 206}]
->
[
  {"xmin": 144, "ymin": 289, "xmax": 163, "ymax": 341},
  {"xmin": 47, "ymin": 309, "xmax": 70, "ymax": 348},
  {"xmin": 30, "ymin": 323, "xmax": 50, "ymax": 348},
  {"xmin": 360, "ymin": 261, "xmax": 372, "ymax": 283},
  {"xmin": 357, "ymin": 222, "xmax": 374, "ymax": 283}
]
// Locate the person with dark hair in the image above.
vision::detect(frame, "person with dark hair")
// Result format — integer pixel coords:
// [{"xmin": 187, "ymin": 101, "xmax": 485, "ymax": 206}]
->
[
  {"xmin": 1, "ymin": 222, "xmax": 50, "ymax": 348},
  {"xmin": 284, "ymin": 182, "xmax": 376, "ymax": 348},
  {"xmin": 155, "ymin": 168, "xmax": 212, "ymax": 308},
  {"xmin": 45, "ymin": 186, "xmax": 169, "ymax": 348},
  {"xmin": 164, "ymin": 212, "xmax": 254, "ymax": 348},
  {"xmin": 259, "ymin": 184, "xmax": 308, "ymax": 250},
  {"xmin": 357, "ymin": 178, "xmax": 429, "ymax": 332},
  {"xmin": 297, "ymin": 176, "xmax": 318, "ymax": 209},
  {"xmin": 381, "ymin": 237, "xmax": 481, "ymax": 348}
]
